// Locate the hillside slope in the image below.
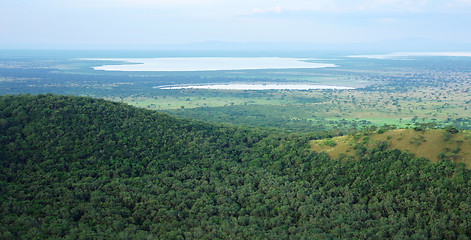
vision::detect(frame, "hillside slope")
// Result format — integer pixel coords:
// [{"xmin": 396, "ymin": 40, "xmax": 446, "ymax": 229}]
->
[
  {"xmin": 311, "ymin": 129, "xmax": 471, "ymax": 167},
  {"xmin": 1, "ymin": 94, "xmax": 471, "ymax": 239}
]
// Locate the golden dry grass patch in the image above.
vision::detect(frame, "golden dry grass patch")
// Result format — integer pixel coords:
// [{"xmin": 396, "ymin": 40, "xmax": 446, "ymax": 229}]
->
[
  {"xmin": 310, "ymin": 129, "xmax": 471, "ymax": 168},
  {"xmin": 310, "ymin": 135, "xmax": 356, "ymax": 159}
]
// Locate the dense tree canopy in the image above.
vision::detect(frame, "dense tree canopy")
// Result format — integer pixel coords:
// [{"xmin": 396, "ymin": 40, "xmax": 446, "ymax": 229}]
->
[{"xmin": 1, "ymin": 94, "xmax": 471, "ymax": 239}]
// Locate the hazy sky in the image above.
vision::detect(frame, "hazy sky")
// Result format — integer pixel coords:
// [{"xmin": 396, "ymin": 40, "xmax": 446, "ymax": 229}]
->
[{"xmin": 1, "ymin": 0, "xmax": 471, "ymax": 48}]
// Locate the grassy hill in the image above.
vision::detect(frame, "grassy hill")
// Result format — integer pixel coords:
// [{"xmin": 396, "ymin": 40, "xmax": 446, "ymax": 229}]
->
[
  {"xmin": 311, "ymin": 128, "xmax": 471, "ymax": 167},
  {"xmin": 2, "ymin": 94, "xmax": 471, "ymax": 239}
]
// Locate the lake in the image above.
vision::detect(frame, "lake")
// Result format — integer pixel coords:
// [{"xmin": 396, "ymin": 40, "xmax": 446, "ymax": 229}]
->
[
  {"xmin": 90, "ymin": 57, "xmax": 337, "ymax": 71},
  {"xmin": 156, "ymin": 83, "xmax": 355, "ymax": 90}
]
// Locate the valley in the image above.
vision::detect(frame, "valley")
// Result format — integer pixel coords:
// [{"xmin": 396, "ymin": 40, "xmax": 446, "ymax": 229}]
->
[{"xmin": 2, "ymin": 52, "xmax": 471, "ymax": 133}]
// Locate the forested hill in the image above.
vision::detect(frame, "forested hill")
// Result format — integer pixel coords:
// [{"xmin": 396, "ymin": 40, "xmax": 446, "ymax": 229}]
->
[{"xmin": 1, "ymin": 95, "xmax": 471, "ymax": 239}]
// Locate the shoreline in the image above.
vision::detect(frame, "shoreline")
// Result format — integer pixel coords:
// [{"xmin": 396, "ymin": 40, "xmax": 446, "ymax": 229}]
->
[{"xmin": 155, "ymin": 83, "xmax": 355, "ymax": 90}]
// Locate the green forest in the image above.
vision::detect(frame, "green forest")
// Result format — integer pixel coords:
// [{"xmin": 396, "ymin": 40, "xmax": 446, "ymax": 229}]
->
[{"xmin": 1, "ymin": 94, "xmax": 471, "ymax": 239}]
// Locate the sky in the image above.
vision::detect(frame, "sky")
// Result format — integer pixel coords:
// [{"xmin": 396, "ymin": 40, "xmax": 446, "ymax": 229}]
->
[{"xmin": 1, "ymin": 0, "xmax": 471, "ymax": 49}]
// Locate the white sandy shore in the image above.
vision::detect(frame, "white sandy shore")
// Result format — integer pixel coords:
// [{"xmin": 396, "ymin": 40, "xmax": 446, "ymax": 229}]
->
[
  {"xmin": 156, "ymin": 83, "xmax": 355, "ymax": 90},
  {"xmin": 87, "ymin": 57, "xmax": 337, "ymax": 71}
]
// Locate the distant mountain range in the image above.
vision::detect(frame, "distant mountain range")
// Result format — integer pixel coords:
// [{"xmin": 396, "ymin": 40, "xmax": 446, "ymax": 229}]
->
[{"xmin": 2, "ymin": 38, "xmax": 470, "ymax": 52}]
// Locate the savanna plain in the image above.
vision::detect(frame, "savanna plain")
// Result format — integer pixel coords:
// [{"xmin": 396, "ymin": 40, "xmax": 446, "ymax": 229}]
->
[{"xmin": 2, "ymin": 50, "xmax": 471, "ymax": 238}]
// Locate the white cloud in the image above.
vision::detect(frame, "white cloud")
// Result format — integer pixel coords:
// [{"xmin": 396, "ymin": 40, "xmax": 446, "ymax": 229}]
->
[
  {"xmin": 56, "ymin": 0, "xmax": 219, "ymax": 10},
  {"xmin": 115, "ymin": 0, "xmax": 217, "ymax": 6},
  {"xmin": 252, "ymin": 5, "xmax": 283, "ymax": 14}
]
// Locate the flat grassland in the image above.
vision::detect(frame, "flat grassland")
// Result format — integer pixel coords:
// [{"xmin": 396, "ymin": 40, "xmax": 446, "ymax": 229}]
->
[
  {"xmin": 162, "ymin": 58, "xmax": 471, "ymax": 131},
  {"xmin": 1, "ymin": 54, "xmax": 471, "ymax": 131}
]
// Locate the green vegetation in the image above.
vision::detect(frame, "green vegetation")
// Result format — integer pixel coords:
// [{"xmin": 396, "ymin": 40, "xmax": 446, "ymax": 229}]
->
[
  {"xmin": 323, "ymin": 139, "xmax": 337, "ymax": 147},
  {"xmin": 2, "ymin": 94, "xmax": 471, "ymax": 239}
]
